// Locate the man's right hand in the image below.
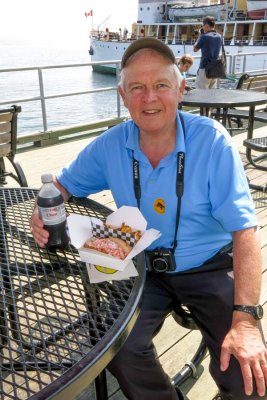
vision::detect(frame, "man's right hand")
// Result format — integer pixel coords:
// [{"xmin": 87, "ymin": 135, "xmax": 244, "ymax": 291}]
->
[{"xmin": 30, "ymin": 207, "xmax": 49, "ymax": 248}]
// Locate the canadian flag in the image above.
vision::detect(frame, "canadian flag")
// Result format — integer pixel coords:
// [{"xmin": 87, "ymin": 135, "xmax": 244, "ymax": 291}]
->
[{"xmin": 85, "ymin": 10, "xmax": 93, "ymax": 17}]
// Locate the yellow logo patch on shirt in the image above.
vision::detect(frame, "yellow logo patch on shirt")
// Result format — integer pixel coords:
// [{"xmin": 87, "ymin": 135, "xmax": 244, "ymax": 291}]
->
[{"xmin": 154, "ymin": 198, "xmax": 165, "ymax": 214}]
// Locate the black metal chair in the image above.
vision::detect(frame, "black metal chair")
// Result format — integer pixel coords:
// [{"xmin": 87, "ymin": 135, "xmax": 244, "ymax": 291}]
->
[
  {"xmin": 171, "ymin": 304, "xmax": 208, "ymax": 391},
  {"xmin": 0, "ymin": 105, "xmax": 28, "ymax": 187}
]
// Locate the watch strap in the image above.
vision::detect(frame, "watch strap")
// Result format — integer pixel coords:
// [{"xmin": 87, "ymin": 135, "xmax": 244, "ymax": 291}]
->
[{"xmin": 233, "ymin": 304, "xmax": 263, "ymax": 320}]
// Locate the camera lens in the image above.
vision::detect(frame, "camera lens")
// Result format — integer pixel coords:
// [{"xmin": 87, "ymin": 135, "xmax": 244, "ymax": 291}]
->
[{"xmin": 152, "ymin": 257, "xmax": 168, "ymax": 273}]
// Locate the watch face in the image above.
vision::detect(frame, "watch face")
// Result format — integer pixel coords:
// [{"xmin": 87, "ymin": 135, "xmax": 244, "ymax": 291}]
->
[{"xmin": 256, "ymin": 305, "xmax": 264, "ymax": 319}]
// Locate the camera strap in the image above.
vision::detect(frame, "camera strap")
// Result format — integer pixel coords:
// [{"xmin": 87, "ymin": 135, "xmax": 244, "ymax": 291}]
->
[{"xmin": 133, "ymin": 113, "xmax": 185, "ymax": 252}]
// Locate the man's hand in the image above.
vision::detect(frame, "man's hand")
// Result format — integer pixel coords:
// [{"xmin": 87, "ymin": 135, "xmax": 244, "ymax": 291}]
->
[
  {"xmin": 220, "ymin": 315, "xmax": 267, "ymax": 397},
  {"xmin": 30, "ymin": 207, "xmax": 49, "ymax": 248}
]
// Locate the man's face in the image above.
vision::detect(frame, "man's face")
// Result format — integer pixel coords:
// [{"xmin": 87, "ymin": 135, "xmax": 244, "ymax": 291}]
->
[{"xmin": 119, "ymin": 50, "xmax": 182, "ymax": 136}]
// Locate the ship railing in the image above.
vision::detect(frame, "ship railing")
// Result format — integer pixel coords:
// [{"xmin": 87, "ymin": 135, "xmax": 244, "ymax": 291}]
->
[
  {"xmin": 128, "ymin": 34, "xmax": 267, "ymax": 48},
  {"xmin": 90, "ymin": 30, "xmax": 131, "ymax": 42},
  {"xmin": 160, "ymin": 34, "xmax": 267, "ymax": 47},
  {"xmin": 254, "ymin": 36, "xmax": 267, "ymax": 45},
  {"xmin": 234, "ymin": 35, "xmax": 250, "ymax": 45},
  {"xmin": 91, "ymin": 31, "xmax": 267, "ymax": 47}
]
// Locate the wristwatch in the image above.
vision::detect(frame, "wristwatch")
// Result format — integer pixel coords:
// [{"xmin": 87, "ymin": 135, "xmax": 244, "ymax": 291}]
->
[{"xmin": 233, "ymin": 304, "xmax": 264, "ymax": 320}]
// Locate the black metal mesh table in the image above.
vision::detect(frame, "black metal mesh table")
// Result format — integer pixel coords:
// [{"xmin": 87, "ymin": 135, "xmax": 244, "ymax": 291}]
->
[
  {"xmin": 182, "ymin": 88, "xmax": 267, "ymax": 138},
  {"xmin": 0, "ymin": 188, "xmax": 145, "ymax": 400}
]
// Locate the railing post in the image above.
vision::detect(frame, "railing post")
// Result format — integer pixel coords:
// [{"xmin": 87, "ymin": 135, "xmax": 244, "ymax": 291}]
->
[
  {"xmin": 37, "ymin": 68, "xmax": 48, "ymax": 132},
  {"xmin": 228, "ymin": 54, "xmax": 233, "ymax": 75},
  {"xmin": 116, "ymin": 62, "xmax": 121, "ymax": 119}
]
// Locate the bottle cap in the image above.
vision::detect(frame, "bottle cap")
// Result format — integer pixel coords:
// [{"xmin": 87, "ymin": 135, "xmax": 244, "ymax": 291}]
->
[{"xmin": 41, "ymin": 173, "xmax": 53, "ymax": 183}]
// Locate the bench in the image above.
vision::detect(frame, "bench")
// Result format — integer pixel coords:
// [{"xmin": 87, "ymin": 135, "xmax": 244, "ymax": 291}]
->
[{"xmin": 0, "ymin": 105, "xmax": 28, "ymax": 186}]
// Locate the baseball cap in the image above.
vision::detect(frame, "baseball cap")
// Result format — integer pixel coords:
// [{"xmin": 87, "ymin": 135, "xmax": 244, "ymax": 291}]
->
[{"xmin": 121, "ymin": 37, "xmax": 177, "ymax": 68}]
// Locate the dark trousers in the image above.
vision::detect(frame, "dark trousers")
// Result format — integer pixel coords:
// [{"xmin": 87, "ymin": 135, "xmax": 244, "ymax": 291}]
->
[{"xmin": 108, "ymin": 257, "xmax": 265, "ymax": 400}]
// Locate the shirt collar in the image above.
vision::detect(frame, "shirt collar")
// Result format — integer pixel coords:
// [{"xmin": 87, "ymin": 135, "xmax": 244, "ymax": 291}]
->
[{"xmin": 125, "ymin": 111, "xmax": 186, "ymax": 155}]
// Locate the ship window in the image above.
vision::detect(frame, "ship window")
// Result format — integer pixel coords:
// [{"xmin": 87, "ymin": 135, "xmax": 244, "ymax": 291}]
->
[
  {"xmin": 157, "ymin": 7, "xmax": 160, "ymax": 10},
  {"xmin": 147, "ymin": 7, "xmax": 150, "ymax": 10},
  {"xmin": 140, "ymin": 7, "xmax": 143, "ymax": 11}
]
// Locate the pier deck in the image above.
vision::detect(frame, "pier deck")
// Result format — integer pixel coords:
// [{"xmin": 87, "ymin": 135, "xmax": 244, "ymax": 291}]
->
[{"xmin": 4, "ymin": 124, "xmax": 267, "ymax": 400}]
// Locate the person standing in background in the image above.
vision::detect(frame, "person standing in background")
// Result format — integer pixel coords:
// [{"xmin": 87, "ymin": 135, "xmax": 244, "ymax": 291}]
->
[{"xmin": 193, "ymin": 16, "xmax": 222, "ymax": 89}]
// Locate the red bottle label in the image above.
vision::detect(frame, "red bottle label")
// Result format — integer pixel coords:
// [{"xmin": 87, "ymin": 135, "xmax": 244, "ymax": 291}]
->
[{"xmin": 38, "ymin": 204, "xmax": 66, "ymax": 225}]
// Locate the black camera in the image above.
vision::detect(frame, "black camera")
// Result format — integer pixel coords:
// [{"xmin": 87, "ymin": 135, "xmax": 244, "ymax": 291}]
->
[{"xmin": 145, "ymin": 248, "xmax": 176, "ymax": 273}]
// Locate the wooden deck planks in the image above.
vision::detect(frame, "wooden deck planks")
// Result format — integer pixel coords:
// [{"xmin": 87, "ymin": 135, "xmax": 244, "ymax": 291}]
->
[{"xmin": 2, "ymin": 122, "xmax": 267, "ymax": 400}]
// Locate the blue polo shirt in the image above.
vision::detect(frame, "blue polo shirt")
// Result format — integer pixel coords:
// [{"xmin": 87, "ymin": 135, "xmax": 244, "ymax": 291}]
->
[
  {"xmin": 57, "ymin": 111, "xmax": 257, "ymax": 272},
  {"xmin": 196, "ymin": 31, "xmax": 222, "ymax": 68}
]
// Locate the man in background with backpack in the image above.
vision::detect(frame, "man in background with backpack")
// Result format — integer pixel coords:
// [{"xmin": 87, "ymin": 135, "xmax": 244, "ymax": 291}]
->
[{"xmin": 193, "ymin": 15, "xmax": 223, "ymax": 89}]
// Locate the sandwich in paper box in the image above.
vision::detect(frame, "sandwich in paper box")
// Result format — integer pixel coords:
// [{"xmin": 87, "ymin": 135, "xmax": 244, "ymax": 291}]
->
[{"xmin": 67, "ymin": 206, "xmax": 161, "ymax": 271}]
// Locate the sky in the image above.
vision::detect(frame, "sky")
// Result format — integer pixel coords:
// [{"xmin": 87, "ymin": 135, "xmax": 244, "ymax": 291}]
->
[{"xmin": 0, "ymin": 0, "xmax": 138, "ymax": 46}]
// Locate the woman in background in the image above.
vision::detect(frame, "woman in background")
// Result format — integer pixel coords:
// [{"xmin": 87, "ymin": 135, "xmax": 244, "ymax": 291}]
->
[
  {"xmin": 177, "ymin": 54, "xmax": 194, "ymax": 108},
  {"xmin": 177, "ymin": 54, "xmax": 194, "ymax": 79}
]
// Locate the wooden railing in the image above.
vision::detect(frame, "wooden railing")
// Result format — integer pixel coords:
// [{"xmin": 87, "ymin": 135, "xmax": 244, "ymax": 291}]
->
[{"xmin": 16, "ymin": 117, "xmax": 126, "ymax": 150}]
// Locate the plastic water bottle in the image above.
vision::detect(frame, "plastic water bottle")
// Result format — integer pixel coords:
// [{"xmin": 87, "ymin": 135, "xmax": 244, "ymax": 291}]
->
[{"xmin": 37, "ymin": 173, "xmax": 69, "ymax": 251}]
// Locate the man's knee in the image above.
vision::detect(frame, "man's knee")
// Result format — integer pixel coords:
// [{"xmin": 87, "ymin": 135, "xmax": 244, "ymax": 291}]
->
[{"xmin": 108, "ymin": 341, "xmax": 156, "ymax": 374}]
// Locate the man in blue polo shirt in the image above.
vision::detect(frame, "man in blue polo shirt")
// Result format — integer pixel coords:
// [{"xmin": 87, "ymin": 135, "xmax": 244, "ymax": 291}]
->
[
  {"xmin": 194, "ymin": 16, "xmax": 222, "ymax": 89},
  {"xmin": 31, "ymin": 38, "xmax": 267, "ymax": 400}
]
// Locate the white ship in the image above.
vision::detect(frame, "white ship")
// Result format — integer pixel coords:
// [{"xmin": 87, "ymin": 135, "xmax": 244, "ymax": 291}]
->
[{"xmin": 89, "ymin": 0, "xmax": 267, "ymax": 75}]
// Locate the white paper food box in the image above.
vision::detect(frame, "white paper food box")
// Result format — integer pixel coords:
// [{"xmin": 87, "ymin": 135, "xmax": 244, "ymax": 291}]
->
[
  {"xmin": 67, "ymin": 206, "xmax": 161, "ymax": 271},
  {"xmin": 86, "ymin": 260, "xmax": 139, "ymax": 283}
]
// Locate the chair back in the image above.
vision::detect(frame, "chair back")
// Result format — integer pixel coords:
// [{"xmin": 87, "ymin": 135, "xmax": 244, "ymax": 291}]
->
[
  {"xmin": 0, "ymin": 105, "xmax": 28, "ymax": 187},
  {"xmin": 237, "ymin": 73, "xmax": 267, "ymax": 93},
  {"xmin": 0, "ymin": 105, "xmax": 21, "ymax": 159}
]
